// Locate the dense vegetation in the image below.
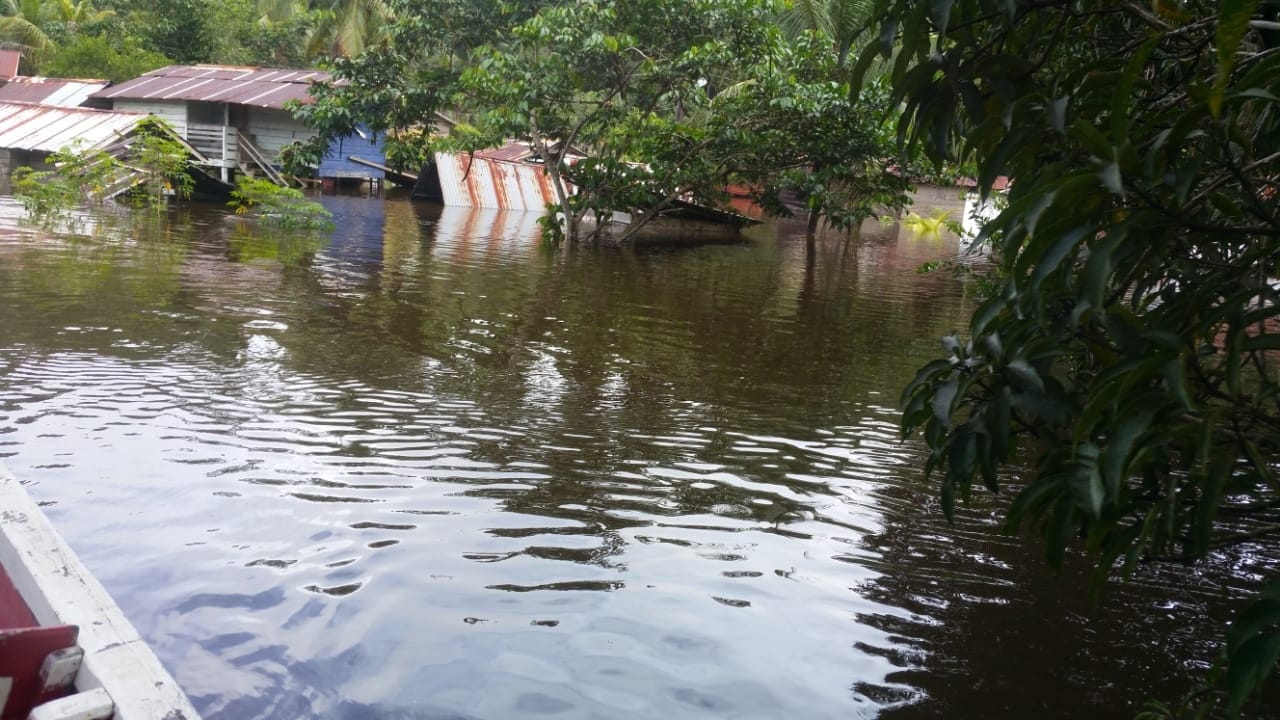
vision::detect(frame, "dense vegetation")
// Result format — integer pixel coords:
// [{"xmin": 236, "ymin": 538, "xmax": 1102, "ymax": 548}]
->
[
  {"xmin": 888, "ymin": 0, "xmax": 1280, "ymax": 716},
  {"xmin": 291, "ymin": 0, "xmax": 914, "ymax": 241},
  {"xmin": 0, "ymin": 0, "xmax": 359, "ymax": 79},
  {"xmin": 6, "ymin": 0, "xmax": 1280, "ymax": 714}
]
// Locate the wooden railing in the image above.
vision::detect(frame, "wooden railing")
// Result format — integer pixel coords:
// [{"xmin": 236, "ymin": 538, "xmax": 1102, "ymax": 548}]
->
[
  {"xmin": 181, "ymin": 124, "xmax": 291, "ymax": 187},
  {"xmin": 187, "ymin": 123, "xmax": 235, "ymax": 166},
  {"xmin": 236, "ymin": 131, "xmax": 287, "ymax": 186}
]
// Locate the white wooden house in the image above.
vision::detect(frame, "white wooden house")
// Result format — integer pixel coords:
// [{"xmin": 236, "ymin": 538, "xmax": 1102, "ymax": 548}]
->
[{"xmin": 90, "ymin": 64, "xmax": 383, "ymax": 186}]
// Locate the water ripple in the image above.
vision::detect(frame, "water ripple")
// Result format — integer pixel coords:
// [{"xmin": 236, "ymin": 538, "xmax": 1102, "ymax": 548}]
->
[{"xmin": 0, "ymin": 197, "xmax": 1257, "ymax": 720}]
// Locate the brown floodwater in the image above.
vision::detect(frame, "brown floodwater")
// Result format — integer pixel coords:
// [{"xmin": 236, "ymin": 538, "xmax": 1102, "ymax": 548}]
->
[{"xmin": 0, "ymin": 193, "xmax": 1268, "ymax": 719}]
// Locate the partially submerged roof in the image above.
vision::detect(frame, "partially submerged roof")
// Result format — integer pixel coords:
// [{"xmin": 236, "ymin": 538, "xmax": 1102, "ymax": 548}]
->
[
  {"xmin": 92, "ymin": 64, "xmax": 331, "ymax": 110},
  {"xmin": 0, "ymin": 102, "xmax": 144, "ymax": 153},
  {"xmin": 0, "ymin": 77, "xmax": 110, "ymax": 108}
]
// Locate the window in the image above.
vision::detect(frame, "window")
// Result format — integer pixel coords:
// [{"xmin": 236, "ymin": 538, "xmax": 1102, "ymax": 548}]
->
[{"xmin": 187, "ymin": 102, "xmax": 224, "ymax": 126}]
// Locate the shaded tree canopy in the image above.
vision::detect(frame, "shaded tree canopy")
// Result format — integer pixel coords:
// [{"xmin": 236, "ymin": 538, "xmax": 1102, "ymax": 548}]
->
[
  {"xmin": 886, "ymin": 0, "xmax": 1280, "ymax": 715},
  {"xmin": 295, "ymin": 0, "xmax": 910, "ymax": 242},
  {"xmin": 0, "ymin": 0, "xmax": 317, "ymax": 76}
]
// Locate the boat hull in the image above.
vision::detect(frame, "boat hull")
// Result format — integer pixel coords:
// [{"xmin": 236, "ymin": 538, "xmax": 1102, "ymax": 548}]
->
[{"xmin": 0, "ymin": 466, "xmax": 200, "ymax": 720}]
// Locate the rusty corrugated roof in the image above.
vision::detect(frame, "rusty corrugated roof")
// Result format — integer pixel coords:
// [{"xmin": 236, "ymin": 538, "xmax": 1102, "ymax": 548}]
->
[
  {"xmin": 433, "ymin": 151, "xmax": 556, "ymax": 211},
  {"xmin": 91, "ymin": 65, "xmax": 331, "ymax": 110},
  {"xmin": 0, "ymin": 78, "xmax": 109, "ymax": 108},
  {"xmin": 0, "ymin": 102, "xmax": 144, "ymax": 153},
  {"xmin": 474, "ymin": 143, "xmax": 539, "ymax": 162}
]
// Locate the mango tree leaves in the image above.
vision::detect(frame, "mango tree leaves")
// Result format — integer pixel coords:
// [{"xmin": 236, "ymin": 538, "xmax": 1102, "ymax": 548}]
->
[
  {"xmin": 888, "ymin": 0, "xmax": 1280, "ymax": 712},
  {"xmin": 1213, "ymin": 0, "xmax": 1263, "ymax": 116}
]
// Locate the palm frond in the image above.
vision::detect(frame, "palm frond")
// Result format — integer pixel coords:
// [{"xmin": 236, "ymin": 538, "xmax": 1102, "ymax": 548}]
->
[
  {"xmin": 306, "ymin": 0, "xmax": 390, "ymax": 58},
  {"xmin": 0, "ymin": 16, "xmax": 50, "ymax": 49},
  {"xmin": 832, "ymin": 0, "xmax": 874, "ymax": 44},
  {"xmin": 778, "ymin": 0, "xmax": 833, "ymax": 39},
  {"xmin": 255, "ymin": 0, "xmax": 297, "ymax": 23},
  {"xmin": 0, "ymin": 14, "xmax": 53, "ymax": 66},
  {"xmin": 713, "ymin": 78, "xmax": 758, "ymax": 100}
]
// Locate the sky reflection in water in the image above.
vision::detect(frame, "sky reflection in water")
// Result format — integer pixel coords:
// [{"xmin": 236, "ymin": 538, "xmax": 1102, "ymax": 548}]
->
[{"xmin": 0, "ymin": 193, "xmax": 1249, "ymax": 719}]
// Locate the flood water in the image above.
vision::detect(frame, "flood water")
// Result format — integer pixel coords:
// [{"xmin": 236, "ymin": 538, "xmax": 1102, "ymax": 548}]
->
[{"xmin": 0, "ymin": 193, "xmax": 1262, "ymax": 719}]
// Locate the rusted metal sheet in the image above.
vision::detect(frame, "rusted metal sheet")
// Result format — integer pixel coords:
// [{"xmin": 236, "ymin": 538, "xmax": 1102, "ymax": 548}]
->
[
  {"xmin": 474, "ymin": 144, "xmax": 537, "ymax": 162},
  {"xmin": 432, "ymin": 150, "xmax": 562, "ymax": 211},
  {"xmin": 0, "ymin": 78, "xmax": 109, "ymax": 108},
  {"xmin": 92, "ymin": 65, "xmax": 330, "ymax": 110},
  {"xmin": 0, "ymin": 51, "xmax": 21, "ymax": 80},
  {"xmin": 0, "ymin": 103, "xmax": 143, "ymax": 153}
]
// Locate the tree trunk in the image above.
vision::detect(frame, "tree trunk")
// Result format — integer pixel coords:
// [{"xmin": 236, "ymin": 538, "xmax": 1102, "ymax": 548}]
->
[{"xmin": 537, "ymin": 134, "xmax": 578, "ymax": 242}]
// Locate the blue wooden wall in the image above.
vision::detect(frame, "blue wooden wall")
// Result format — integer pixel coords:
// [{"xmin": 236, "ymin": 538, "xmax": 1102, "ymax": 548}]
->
[{"xmin": 317, "ymin": 125, "xmax": 387, "ymax": 179}]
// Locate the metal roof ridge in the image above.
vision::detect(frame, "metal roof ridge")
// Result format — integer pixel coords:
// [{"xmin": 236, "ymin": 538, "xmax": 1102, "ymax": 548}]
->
[
  {"xmin": 189, "ymin": 64, "xmax": 260, "ymax": 72},
  {"xmin": 0, "ymin": 101, "xmax": 143, "ymax": 115}
]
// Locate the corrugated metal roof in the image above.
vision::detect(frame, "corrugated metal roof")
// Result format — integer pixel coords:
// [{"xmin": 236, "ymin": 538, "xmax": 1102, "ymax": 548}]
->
[
  {"xmin": 92, "ymin": 65, "xmax": 331, "ymax": 110},
  {"xmin": 0, "ymin": 102, "xmax": 144, "ymax": 153},
  {"xmin": 433, "ymin": 151, "xmax": 558, "ymax": 211},
  {"xmin": 474, "ymin": 143, "xmax": 538, "ymax": 163},
  {"xmin": 0, "ymin": 78, "xmax": 109, "ymax": 108}
]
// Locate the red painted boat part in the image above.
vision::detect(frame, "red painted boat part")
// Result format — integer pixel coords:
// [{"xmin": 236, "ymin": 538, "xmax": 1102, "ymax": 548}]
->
[
  {"xmin": 0, "ymin": 564, "xmax": 81, "ymax": 720},
  {"xmin": 0, "ymin": 564, "xmax": 35, "ymax": 629}
]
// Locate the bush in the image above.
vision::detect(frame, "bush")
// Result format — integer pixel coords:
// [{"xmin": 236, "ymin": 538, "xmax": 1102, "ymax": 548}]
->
[
  {"xmin": 43, "ymin": 35, "xmax": 170, "ymax": 82},
  {"xmin": 12, "ymin": 143, "xmax": 122, "ymax": 226},
  {"xmin": 229, "ymin": 177, "xmax": 334, "ymax": 230}
]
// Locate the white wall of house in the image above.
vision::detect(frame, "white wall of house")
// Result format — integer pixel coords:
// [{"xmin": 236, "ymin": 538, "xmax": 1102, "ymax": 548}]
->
[
  {"xmin": 107, "ymin": 101, "xmax": 317, "ymax": 168},
  {"xmin": 112, "ymin": 99, "xmax": 187, "ymax": 137},
  {"xmin": 244, "ymin": 107, "xmax": 315, "ymax": 160}
]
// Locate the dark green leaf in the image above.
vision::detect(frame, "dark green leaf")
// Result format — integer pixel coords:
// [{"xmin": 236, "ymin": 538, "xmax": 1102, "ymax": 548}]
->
[
  {"xmin": 1031, "ymin": 226, "xmax": 1091, "ymax": 289},
  {"xmin": 1005, "ymin": 358, "xmax": 1045, "ymax": 393},
  {"xmin": 1212, "ymin": 0, "xmax": 1263, "ymax": 117},
  {"xmin": 932, "ymin": 379, "xmax": 958, "ymax": 425},
  {"xmin": 930, "ymin": 0, "xmax": 954, "ymax": 35}
]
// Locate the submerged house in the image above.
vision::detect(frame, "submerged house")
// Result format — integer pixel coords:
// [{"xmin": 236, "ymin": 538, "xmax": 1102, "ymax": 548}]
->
[
  {"xmin": 0, "ymin": 50, "xmax": 136, "ymax": 193},
  {"xmin": 90, "ymin": 64, "xmax": 386, "ymax": 186},
  {"xmin": 0, "ymin": 103, "xmax": 148, "ymax": 194}
]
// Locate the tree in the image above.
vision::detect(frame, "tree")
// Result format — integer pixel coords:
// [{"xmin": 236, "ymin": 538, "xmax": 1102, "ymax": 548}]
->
[
  {"xmin": 126, "ymin": 116, "xmax": 194, "ymax": 211},
  {"xmin": 0, "ymin": 0, "xmax": 55, "ymax": 67},
  {"xmin": 456, "ymin": 0, "xmax": 782, "ymax": 242},
  {"xmin": 294, "ymin": 0, "xmax": 907, "ymax": 243},
  {"xmin": 0, "ymin": 0, "xmax": 112, "ymax": 69},
  {"xmin": 120, "ymin": 0, "xmax": 304, "ymax": 67},
  {"xmin": 710, "ymin": 32, "xmax": 909, "ymax": 241},
  {"xmin": 455, "ymin": 0, "xmax": 909, "ymax": 243},
  {"xmin": 288, "ymin": 0, "xmax": 517, "ymax": 174},
  {"xmin": 254, "ymin": 0, "xmax": 391, "ymax": 59},
  {"xmin": 778, "ymin": 0, "xmax": 870, "ymax": 67},
  {"xmin": 882, "ymin": 0, "xmax": 1280, "ymax": 715},
  {"xmin": 305, "ymin": 0, "xmax": 390, "ymax": 58},
  {"xmin": 43, "ymin": 33, "xmax": 168, "ymax": 80},
  {"xmin": 49, "ymin": 0, "xmax": 113, "ymax": 27}
]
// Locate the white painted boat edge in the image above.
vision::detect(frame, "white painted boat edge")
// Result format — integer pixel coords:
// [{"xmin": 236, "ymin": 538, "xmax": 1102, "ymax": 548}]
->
[{"xmin": 0, "ymin": 465, "xmax": 201, "ymax": 720}]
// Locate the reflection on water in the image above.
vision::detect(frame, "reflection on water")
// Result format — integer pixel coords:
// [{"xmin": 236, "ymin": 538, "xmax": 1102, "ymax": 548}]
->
[{"xmin": 0, "ymin": 194, "xmax": 1256, "ymax": 719}]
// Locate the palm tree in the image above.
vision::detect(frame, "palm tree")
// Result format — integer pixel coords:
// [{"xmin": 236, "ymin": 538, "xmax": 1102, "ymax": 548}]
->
[
  {"xmin": 778, "ymin": 0, "xmax": 871, "ymax": 67},
  {"xmin": 0, "ymin": 0, "xmax": 112, "ymax": 70},
  {"xmin": 0, "ymin": 0, "xmax": 56, "ymax": 67},
  {"xmin": 305, "ymin": 0, "xmax": 391, "ymax": 58},
  {"xmin": 51, "ymin": 0, "xmax": 113, "ymax": 28},
  {"xmin": 256, "ymin": 0, "xmax": 390, "ymax": 59}
]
